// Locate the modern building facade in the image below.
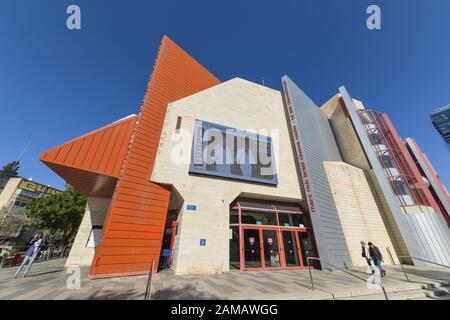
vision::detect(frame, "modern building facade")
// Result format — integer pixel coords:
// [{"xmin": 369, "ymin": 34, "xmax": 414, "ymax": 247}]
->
[
  {"xmin": 40, "ymin": 36, "xmax": 450, "ymax": 279},
  {"xmin": 0, "ymin": 177, "xmax": 61, "ymax": 240},
  {"xmin": 404, "ymin": 138, "xmax": 450, "ymax": 227},
  {"xmin": 430, "ymin": 105, "xmax": 450, "ymax": 151}
]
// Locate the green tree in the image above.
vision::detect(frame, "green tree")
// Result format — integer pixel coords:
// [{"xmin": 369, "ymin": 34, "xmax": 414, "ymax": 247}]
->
[
  {"xmin": 27, "ymin": 185, "xmax": 86, "ymax": 250},
  {"xmin": 1, "ymin": 160, "xmax": 20, "ymax": 177}
]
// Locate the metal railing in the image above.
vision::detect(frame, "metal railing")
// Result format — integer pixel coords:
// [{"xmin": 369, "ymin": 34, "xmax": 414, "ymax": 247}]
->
[
  {"xmin": 144, "ymin": 259, "xmax": 155, "ymax": 300},
  {"xmin": 396, "ymin": 256, "xmax": 450, "ymax": 283},
  {"xmin": 307, "ymin": 257, "xmax": 389, "ymax": 300},
  {"xmin": 0, "ymin": 245, "xmax": 69, "ymax": 269}
]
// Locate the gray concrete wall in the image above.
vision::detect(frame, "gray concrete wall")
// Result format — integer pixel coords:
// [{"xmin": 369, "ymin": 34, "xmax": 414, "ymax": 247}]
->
[{"xmin": 282, "ymin": 75, "xmax": 352, "ymax": 268}]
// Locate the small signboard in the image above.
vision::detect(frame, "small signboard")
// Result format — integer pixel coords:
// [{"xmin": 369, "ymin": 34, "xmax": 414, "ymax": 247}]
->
[
  {"xmin": 186, "ymin": 204, "xmax": 197, "ymax": 211},
  {"xmin": 200, "ymin": 239, "xmax": 206, "ymax": 246},
  {"xmin": 249, "ymin": 237, "xmax": 255, "ymax": 244},
  {"xmin": 298, "ymin": 224, "xmax": 305, "ymax": 228},
  {"xmin": 267, "ymin": 238, "xmax": 273, "ymax": 245},
  {"xmin": 256, "ymin": 221, "xmax": 262, "ymax": 225}
]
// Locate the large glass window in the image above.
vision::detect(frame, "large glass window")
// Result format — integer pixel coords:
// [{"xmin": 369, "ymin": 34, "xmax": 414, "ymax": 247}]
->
[
  {"xmin": 229, "ymin": 226, "xmax": 240, "ymax": 269},
  {"xmin": 278, "ymin": 213, "xmax": 307, "ymax": 228},
  {"xmin": 392, "ymin": 179, "xmax": 412, "ymax": 196},
  {"xmin": 379, "ymin": 154, "xmax": 395, "ymax": 169},
  {"xmin": 241, "ymin": 210, "xmax": 276, "ymax": 225},
  {"xmin": 230, "ymin": 210, "xmax": 239, "ymax": 224}
]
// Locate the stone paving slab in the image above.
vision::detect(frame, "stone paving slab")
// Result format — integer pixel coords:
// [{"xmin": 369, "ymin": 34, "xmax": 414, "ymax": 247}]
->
[{"xmin": 0, "ymin": 258, "xmax": 449, "ymax": 300}]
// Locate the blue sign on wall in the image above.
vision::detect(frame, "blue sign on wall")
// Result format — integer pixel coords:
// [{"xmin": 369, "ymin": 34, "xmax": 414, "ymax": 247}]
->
[
  {"xmin": 189, "ymin": 120, "xmax": 278, "ymax": 185},
  {"xmin": 200, "ymin": 239, "xmax": 206, "ymax": 246},
  {"xmin": 186, "ymin": 204, "xmax": 197, "ymax": 211}
]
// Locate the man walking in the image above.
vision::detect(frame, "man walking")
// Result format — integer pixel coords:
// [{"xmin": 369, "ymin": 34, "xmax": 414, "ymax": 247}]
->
[
  {"xmin": 360, "ymin": 240, "xmax": 374, "ymax": 274},
  {"xmin": 368, "ymin": 242, "xmax": 386, "ymax": 277}
]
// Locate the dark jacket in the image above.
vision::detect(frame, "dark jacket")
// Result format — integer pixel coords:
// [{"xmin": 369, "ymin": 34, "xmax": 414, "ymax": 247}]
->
[{"xmin": 369, "ymin": 245, "xmax": 383, "ymax": 261}]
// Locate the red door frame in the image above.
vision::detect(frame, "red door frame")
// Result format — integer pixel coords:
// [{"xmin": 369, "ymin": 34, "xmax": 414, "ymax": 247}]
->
[
  {"xmin": 241, "ymin": 225, "xmax": 282, "ymax": 271},
  {"xmin": 240, "ymin": 225, "xmax": 312, "ymax": 271},
  {"xmin": 232, "ymin": 202, "xmax": 316, "ymax": 271},
  {"xmin": 280, "ymin": 227, "xmax": 307, "ymax": 270}
]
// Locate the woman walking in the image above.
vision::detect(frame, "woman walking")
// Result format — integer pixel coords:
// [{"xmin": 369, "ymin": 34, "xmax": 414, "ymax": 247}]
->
[{"xmin": 14, "ymin": 232, "xmax": 45, "ymax": 278}]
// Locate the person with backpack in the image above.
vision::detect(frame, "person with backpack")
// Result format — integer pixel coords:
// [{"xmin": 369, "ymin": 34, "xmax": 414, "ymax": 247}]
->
[{"xmin": 368, "ymin": 242, "xmax": 386, "ymax": 277}]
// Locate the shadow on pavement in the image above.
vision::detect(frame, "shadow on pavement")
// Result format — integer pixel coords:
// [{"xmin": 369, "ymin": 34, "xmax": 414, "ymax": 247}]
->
[
  {"xmin": 26, "ymin": 269, "xmax": 65, "ymax": 278},
  {"xmin": 152, "ymin": 284, "xmax": 219, "ymax": 300}
]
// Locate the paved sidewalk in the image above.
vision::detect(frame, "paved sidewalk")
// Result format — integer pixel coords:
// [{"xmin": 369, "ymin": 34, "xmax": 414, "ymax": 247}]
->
[{"xmin": 0, "ymin": 258, "xmax": 449, "ymax": 300}]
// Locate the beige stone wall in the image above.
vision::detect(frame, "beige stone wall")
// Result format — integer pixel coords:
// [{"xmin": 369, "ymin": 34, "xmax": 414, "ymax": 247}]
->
[
  {"xmin": 324, "ymin": 162, "xmax": 398, "ymax": 266},
  {"xmin": 321, "ymin": 97, "xmax": 371, "ymax": 170},
  {"xmin": 0, "ymin": 177, "xmax": 21, "ymax": 209},
  {"xmin": 151, "ymin": 78, "xmax": 304, "ymax": 275},
  {"xmin": 366, "ymin": 171, "xmax": 411, "ymax": 260},
  {"xmin": 65, "ymin": 197, "xmax": 110, "ymax": 267},
  {"xmin": 321, "ymin": 97, "xmax": 409, "ymax": 262}
]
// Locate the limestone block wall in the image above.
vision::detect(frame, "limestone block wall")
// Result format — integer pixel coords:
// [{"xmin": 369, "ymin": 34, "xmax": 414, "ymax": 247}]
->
[
  {"xmin": 321, "ymin": 96, "xmax": 370, "ymax": 170},
  {"xmin": 366, "ymin": 170, "xmax": 411, "ymax": 261},
  {"xmin": 0, "ymin": 177, "xmax": 21, "ymax": 208},
  {"xmin": 320, "ymin": 97, "xmax": 409, "ymax": 262},
  {"xmin": 151, "ymin": 78, "xmax": 304, "ymax": 275},
  {"xmin": 324, "ymin": 162, "xmax": 398, "ymax": 266},
  {"xmin": 65, "ymin": 197, "xmax": 110, "ymax": 267}
]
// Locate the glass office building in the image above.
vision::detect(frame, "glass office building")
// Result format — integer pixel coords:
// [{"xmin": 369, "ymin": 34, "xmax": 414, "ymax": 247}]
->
[{"xmin": 431, "ymin": 105, "xmax": 450, "ymax": 151}]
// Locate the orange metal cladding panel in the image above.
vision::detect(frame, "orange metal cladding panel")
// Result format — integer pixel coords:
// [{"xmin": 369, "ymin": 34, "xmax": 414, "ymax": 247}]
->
[
  {"xmin": 88, "ymin": 36, "xmax": 221, "ymax": 278},
  {"xmin": 45, "ymin": 163, "xmax": 118, "ymax": 198},
  {"xmin": 39, "ymin": 116, "xmax": 137, "ymax": 197}
]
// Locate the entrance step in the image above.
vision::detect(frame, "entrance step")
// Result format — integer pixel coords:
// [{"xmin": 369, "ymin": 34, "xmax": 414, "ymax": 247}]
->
[{"xmin": 336, "ymin": 283, "xmax": 450, "ymax": 300}]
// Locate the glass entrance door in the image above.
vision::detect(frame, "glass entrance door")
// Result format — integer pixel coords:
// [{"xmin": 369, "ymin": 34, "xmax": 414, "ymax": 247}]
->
[
  {"xmin": 241, "ymin": 228, "xmax": 313, "ymax": 270},
  {"xmin": 243, "ymin": 229, "xmax": 261, "ymax": 268},
  {"xmin": 262, "ymin": 230, "xmax": 281, "ymax": 268},
  {"xmin": 281, "ymin": 230, "xmax": 301, "ymax": 267}
]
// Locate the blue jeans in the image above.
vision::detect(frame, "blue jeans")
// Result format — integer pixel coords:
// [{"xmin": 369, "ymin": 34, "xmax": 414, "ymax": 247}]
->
[
  {"xmin": 374, "ymin": 259, "xmax": 385, "ymax": 275},
  {"xmin": 14, "ymin": 252, "xmax": 38, "ymax": 278}
]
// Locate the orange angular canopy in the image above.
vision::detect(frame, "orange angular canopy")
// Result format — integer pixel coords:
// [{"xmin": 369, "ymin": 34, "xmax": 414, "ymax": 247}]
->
[{"xmin": 40, "ymin": 115, "xmax": 138, "ymax": 198}]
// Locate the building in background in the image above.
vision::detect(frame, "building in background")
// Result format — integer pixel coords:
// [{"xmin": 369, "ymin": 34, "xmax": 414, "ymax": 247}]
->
[
  {"xmin": 39, "ymin": 36, "xmax": 450, "ymax": 280},
  {"xmin": 0, "ymin": 177, "xmax": 61, "ymax": 241},
  {"xmin": 430, "ymin": 105, "xmax": 450, "ymax": 151},
  {"xmin": 405, "ymin": 138, "xmax": 450, "ymax": 227}
]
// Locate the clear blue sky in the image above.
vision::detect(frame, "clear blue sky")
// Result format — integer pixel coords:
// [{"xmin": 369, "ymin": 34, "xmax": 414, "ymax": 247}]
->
[{"xmin": 0, "ymin": 0, "xmax": 449, "ymax": 191}]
